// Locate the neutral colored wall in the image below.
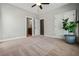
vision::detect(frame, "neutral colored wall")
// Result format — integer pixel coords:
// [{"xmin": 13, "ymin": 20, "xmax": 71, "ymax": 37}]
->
[
  {"xmin": 40, "ymin": 3, "xmax": 79, "ymax": 39},
  {"xmin": 35, "ymin": 18, "xmax": 40, "ymax": 35},
  {"xmin": 0, "ymin": 4, "xmax": 2, "ymax": 39},
  {"xmin": 1, "ymin": 3, "xmax": 79, "ymax": 40},
  {"xmin": 0, "ymin": 3, "xmax": 40, "ymax": 40}
]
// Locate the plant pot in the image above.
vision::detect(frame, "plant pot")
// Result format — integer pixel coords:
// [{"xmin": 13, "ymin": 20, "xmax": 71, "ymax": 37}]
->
[{"xmin": 64, "ymin": 35, "xmax": 76, "ymax": 44}]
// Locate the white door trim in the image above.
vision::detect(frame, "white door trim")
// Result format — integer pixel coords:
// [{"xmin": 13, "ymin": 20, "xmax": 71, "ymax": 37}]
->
[{"xmin": 25, "ymin": 16, "xmax": 35, "ymax": 37}]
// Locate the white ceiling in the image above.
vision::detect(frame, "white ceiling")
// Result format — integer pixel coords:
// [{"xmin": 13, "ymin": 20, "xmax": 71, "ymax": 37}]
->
[{"xmin": 9, "ymin": 3, "xmax": 68, "ymax": 15}]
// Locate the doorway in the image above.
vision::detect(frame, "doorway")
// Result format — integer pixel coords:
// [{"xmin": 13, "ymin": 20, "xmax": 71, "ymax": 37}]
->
[
  {"xmin": 40, "ymin": 19, "xmax": 44, "ymax": 35},
  {"xmin": 27, "ymin": 17, "xmax": 32, "ymax": 37}
]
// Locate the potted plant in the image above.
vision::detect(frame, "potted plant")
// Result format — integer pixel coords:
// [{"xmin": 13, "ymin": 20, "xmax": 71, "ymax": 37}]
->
[{"xmin": 62, "ymin": 18, "xmax": 77, "ymax": 44}]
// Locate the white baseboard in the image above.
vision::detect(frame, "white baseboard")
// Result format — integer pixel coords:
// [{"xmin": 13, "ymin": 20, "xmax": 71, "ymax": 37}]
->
[
  {"xmin": 44, "ymin": 35, "xmax": 64, "ymax": 39},
  {"xmin": 0, "ymin": 36, "xmax": 26, "ymax": 42}
]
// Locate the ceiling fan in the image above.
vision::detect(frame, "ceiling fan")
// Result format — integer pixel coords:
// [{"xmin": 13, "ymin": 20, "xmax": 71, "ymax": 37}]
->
[{"xmin": 32, "ymin": 3, "xmax": 50, "ymax": 9}]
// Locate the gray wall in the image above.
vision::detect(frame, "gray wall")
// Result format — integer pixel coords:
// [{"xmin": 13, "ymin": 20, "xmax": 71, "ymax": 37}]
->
[
  {"xmin": 40, "ymin": 3, "xmax": 79, "ymax": 39},
  {"xmin": 0, "ymin": 4, "xmax": 2, "ymax": 39},
  {"xmin": 0, "ymin": 3, "xmax": 79, "ymax": 40},
  {"xmin": 0, "ymin": 3, "xmax": 40, "ymax": 40}
]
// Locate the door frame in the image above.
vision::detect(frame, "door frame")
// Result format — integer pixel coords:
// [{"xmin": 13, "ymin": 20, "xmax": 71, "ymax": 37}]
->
[{"xmin": 25, "ymin": 16, "xmax": 35, "ymax": 37}]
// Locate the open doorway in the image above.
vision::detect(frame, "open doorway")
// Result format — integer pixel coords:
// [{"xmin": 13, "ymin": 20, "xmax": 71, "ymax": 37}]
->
[
  {"xmin": 27, "ymin": 17, "xmax": 32, "ymax": 37},
  {"xmin": 40, "ymin": 19, "xmax": 44, "ymax": 35}
]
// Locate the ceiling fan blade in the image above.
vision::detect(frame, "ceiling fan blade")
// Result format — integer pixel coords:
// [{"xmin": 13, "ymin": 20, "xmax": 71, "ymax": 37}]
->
[
  {"xmin": 41, "ymin": 3, "xmax": 50, "ymax": 5},
  {"xmin": 39, "ymin": 5, "xmax": 42, "ymax": 9},
  {"xmin": 32, "ymin": 4, "xmax": 36, "ymax": 7}
]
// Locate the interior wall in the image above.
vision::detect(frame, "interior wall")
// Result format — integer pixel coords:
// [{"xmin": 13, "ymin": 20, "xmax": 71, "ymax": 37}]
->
[
  {"xmin": 0, "ymin": 3, "xmax": 40, "ymax": 40},
  {"xmin": 40, "ymin": 3, "xmax": 79, "ymax": 39},
  {"xmin": 54, "ymin": 10, "xmax": 76, "ymax": 38},
  {"xmin": 0, "ymin": 4, "xmax": 2, "ymax": 39},
  {"xmin": 35, "ymin": 18, "xmax": 40, "ymax": 35},
  {"xmin": 1, "ymin": 3, "xmax": 79, "ymax": 40}
]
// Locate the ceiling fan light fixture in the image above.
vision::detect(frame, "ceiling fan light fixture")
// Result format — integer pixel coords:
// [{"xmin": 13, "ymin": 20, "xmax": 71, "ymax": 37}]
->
[
  {"xmin": 37, "ymin": 3, "xmax": 41, "ymax": 5},
  {"xmin": 32, "ymin": 3, "xmax": 50, "ymax": 10}
]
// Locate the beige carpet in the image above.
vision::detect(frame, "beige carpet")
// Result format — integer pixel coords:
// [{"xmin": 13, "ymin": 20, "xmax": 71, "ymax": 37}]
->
[{"xmin": 0, "ymin": 35, "xmax": 79, "ymax": 56}]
